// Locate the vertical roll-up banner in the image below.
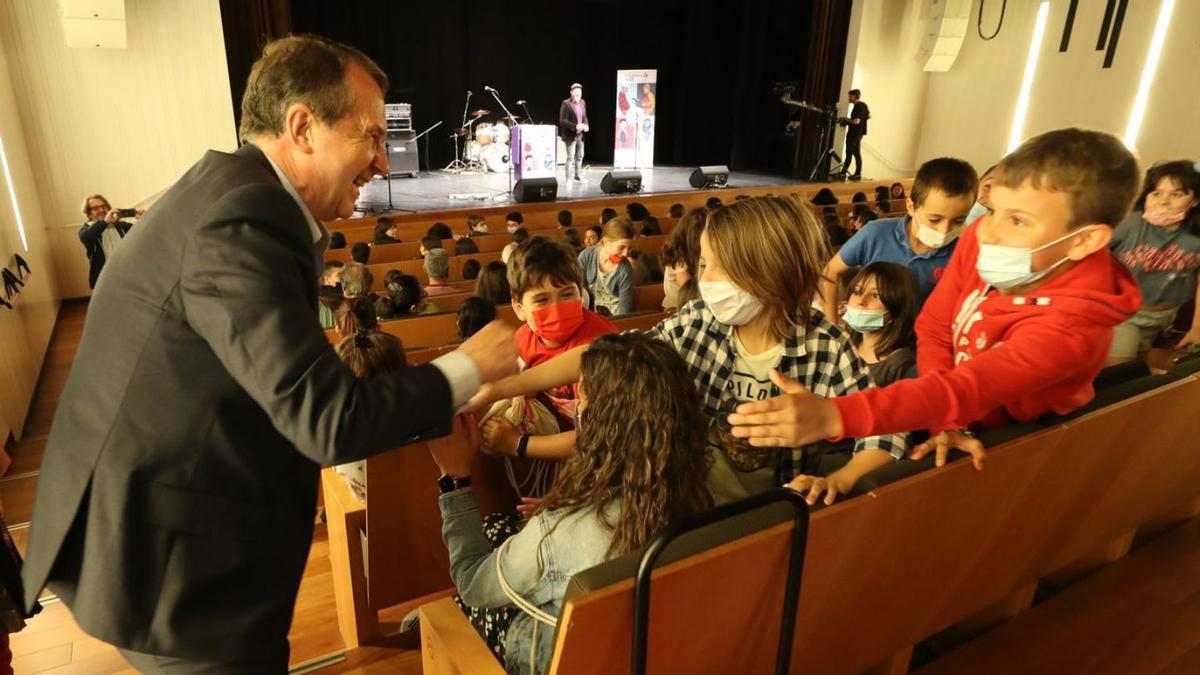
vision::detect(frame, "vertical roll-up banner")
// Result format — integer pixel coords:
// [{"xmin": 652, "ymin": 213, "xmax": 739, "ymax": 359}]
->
[{"xmin": 614, "ymin": 69, "xmax": 657, "ymax": 169}]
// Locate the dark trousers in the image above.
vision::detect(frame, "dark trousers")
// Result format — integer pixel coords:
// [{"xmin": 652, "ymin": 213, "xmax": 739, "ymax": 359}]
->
[
  {"xmin": 118, "ymin": 648, "xmax": 287, "ymax": 674},
  {"xmin": 844, "ymin": 134, "xmax": 863, "ymax": 177}
]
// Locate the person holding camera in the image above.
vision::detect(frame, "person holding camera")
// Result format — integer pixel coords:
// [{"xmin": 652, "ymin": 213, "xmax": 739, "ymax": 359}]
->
[
  {"xmin": 838, "ymin": 89, "xmax": 869, "ymax": 181},
  {"xmin": 78, "ymin": 194, "xmax": 142, "ymax": 289}
]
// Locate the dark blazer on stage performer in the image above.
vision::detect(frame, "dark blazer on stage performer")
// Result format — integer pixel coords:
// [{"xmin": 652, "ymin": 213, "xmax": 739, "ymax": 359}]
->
[
  {"xmin": 20, "ymin": 142, "xmax": 457, "ymax": 664},
  {"xmin": 559, "ymin": 97, "xmax": 589, "ymax": 142}
]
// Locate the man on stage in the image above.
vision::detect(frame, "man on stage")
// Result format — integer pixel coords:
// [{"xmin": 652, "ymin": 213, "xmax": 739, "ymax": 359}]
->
[
  {"xmin": 559, "ymin": 83, "xmax": 589, "ymax": 182},
  {"xmin": 839, "ymin": 88, "xmax": 869, "ymax": 180}
]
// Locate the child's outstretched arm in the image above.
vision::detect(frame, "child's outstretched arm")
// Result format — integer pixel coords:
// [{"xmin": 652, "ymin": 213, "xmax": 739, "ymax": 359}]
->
[{"xmin": 465, "ymin": 343, "xmax": 588, "ymax": 413}]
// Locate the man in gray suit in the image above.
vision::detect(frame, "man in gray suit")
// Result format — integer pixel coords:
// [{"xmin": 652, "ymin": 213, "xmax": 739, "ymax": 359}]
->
[{"xmin": 21, "ymin": 35, "xmax": 518, "ymax": 673}]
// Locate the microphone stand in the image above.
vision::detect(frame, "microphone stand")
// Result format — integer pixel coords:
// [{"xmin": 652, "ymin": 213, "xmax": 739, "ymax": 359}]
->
[
  {"xmin": 445, "ymin": 91, "xmax": 472, "ymax": 172},
  {"xmin": 488, "ymin": 88, "xmax": 519, "ymax": 127},
  {"xmin": 410, "ymin": 120, "xmax": 443, "ymax": 175},
  {"xmin": 519, "ymin": 101, "xmax": 535, "ymax": 124}
]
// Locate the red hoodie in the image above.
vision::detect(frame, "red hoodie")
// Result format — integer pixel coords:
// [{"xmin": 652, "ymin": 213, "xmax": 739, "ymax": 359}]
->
[{"xmin": 834, "ymin": 220, "xmax": 1143, "ymax": 438}]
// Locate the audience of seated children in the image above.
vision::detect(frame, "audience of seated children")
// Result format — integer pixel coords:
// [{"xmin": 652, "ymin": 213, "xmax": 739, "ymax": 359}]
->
[
  {"xmin": 329, "ymin": 231, "xmax": 347, "ymax": 249},
  {"xmin": 477, "ymin": 196, "xmax": 907, "ymax": 506},
  {"xmin": 373, "ymin": 216, "xmax": 401, "ymax": 245},
  {"xmin": 424, "ymin": 249, "xmax": 460, "ymax": 297},
  {"xmin": 841, "ymin": 262, "xmax": 920, "ymax": 387},
  {"xmin": 455, "ymin": 237, "xmax": 480, "ymax": 255},
  {"xmin": 890, "ymin": 182, "xmax": 906, "ymax": 201},
  {"xmin": 502, "ymin": 227, "xmax": 530, "ymax": 264},
  {"xmin": 823, "ymin": 209, "xmax": 849, "ymax": 248},
  {"xmin": 660, "ymin": 206, "xmax": 707, "ymax": 311},
  {"xmin": 706, "ymin": 196, "xmax": 724, "ymax": 210},
  {"xmin": 556, "ymin": 209, "xmax": 572, "ymax": 228},
  {"xmin": 475, "ymin": 261, "xmax": 512, "ymax": 306},
  {"xmin": 811, "ymin": 188, "xmax": 838, "ymax": 206},
  {"xmin": 386, "ymin": 272, "xmax": 440, "ymax": 316},
  {"xmin": 852, "ymin": 191, "xmax": 868, "ymax": 204},
  {"xmin": 820, "ymin": 157, "xmax": 978, "ymax": 318},
  {"xmin": 335, "ymin": 294, "xmax": 378, "ymax": 338},
  {"xmin": 428, "ymin": 332, "xmax": 713, "ymax": 674},
  {"xmin": 419, "ymin": 235, "xmax": 442, "ymax": 259},
  {"xmin": 505, "ymin": 211, "xmax": 524, "ymax": 233},
  {"xmin": 350, "ymin": 241, "xmax": 370, "ymax": 264},
  {"xmin": 875, "ymin": 185, "xmax": 892, "ymax": 214},
  {"xmin": 467, "ymin": 213, "xmax": 491, "ymax": 236},
  {"xmin": 626, "ymin": 202, "xmax": 649, "ymax": 224},
  {"xmin": 583, "ymin": 225, "xmax": 602, "ymax": 248},
  {"xmin": 332, "ymin": 327, "xmax": 407, "ymax": 501},
  {"xmin": 1107, "ymin": 160, "xmax": 1200, "ymax": 363},
  {"xmin": 729, "ymin": 128, "xmax": 1143, "ymax": 471},
  {"xmin": 318, "ymin": 261, "xmax": 345, "ymax": 329},
  {"xmin": 577, "ymin": 217, "xmax": 635, "ymax": 315},
  {"xmin": 599, "ymin": 207, "xmax": 617, "ymax": 225},
  {"xmin": 669, "ymin": 202, "xmax": 685, "ymax": 218},
  {"xmin": 628, "ymin": 250, "xmax": 664, "ymax": 286},
  {"xmin": 480, "ymin": 237, "xmax": 617, "ymax": 460}
]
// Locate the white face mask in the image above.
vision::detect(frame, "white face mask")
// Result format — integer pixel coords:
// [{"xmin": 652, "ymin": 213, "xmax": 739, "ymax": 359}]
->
[
  {"xmin": 699, "ymin": 280, "xmax": 764, "ymax": 326},
  {"xmin": 976, "ymin": 225, "xmax": 1098, "ymax": 290},
  {"xmin": 914, "ymin": 216, "xmax": 962, "ymax": 249},
  {"xmin": 966, "ymin": 201, "xmax": 989, "ymax": 226}
]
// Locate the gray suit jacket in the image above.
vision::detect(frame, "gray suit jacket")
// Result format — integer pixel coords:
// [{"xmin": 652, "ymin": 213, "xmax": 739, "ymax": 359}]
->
[{"xmin": 21, "ymin": 144, "xmax": 454, "ymax": 662}]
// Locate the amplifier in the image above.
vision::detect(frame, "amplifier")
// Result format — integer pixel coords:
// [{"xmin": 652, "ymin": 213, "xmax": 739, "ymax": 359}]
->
[
  {"xmin": 386, "ymin": 130, "xmax": 419, "ymax": 177},
  {"xmin": 385, "ymin": 103, "xmax": 412, "ymax": 131}
]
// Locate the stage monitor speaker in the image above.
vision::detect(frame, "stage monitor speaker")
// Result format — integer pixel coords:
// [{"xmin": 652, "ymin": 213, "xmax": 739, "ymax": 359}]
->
[
  {"xmin": 600, "ymin": 170, "xmax": 643, "ymax": 194},
  {"xmin": 514, "ymin": 177, "xmax": 558, "ymax": 203},
  {"xmin": 689, "ymin": 165, "xmax": 729, "ymax": 189},
  {"xmin": 386, "ymin": 130, "xmax": 419, "ymax": 177}
]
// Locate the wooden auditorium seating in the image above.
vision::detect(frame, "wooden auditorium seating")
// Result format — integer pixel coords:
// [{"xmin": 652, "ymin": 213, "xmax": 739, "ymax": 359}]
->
[
  {"xmin": 329, "ymin": 231, "xmax": 672, "ymax": 267},
  {"xmin": 322, "ymin": 311, "xmax": 674, "ymax": 647},
  {"xmin": 414, "ymin": 360, "xmax": 1200, "ymax": 674}
]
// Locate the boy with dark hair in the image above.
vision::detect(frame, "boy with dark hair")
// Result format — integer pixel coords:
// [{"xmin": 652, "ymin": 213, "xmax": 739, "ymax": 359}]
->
[
  {"xmin": 505, "ymin": 211, "xmax": 524, "ymax": 233},
  {"xmin": 556, "ymin": 209, "xmax": 573, "ymax": 228},
  {"xmin": 820, "ymin": 157, "xmax": 978, "ymax": 317},
  {"xmin": 669, "ymin": 203, "xmax": 685, "ymax": 218},
  {"xmin": 730, "ymin": 128, "xmax": 1143, "ymax": 478},
  {"xmin": 350, "ymin": 241, "xmax": 370, "ymax": 264},
  {"xmin": 599, "ymin": 207, "xmax": 617, "ymax": 224},
  {"xmin": 467, "ymin": 213, "xmax": 490, "ymax": 236},
  {"xmin": 427, "ymin": 222, "xmax": 453, "ymax": 240},
  {"xmin": 419, "ymin": 235, "xmax": 442, "ymax": 259},
  {"xmin": 626, "ymin": 202, "xmax": 649, "ymax": 222},
  {"xmin": 373, "ymin": 217, "xmax": 401, "ymax": 245},
  {"xmin": 329, "ymin": 231, "xmax": 346, "ymax": 249},
  {"xmin": 480, "ymin": 236, "xmax": 617, "ymax": 459}
]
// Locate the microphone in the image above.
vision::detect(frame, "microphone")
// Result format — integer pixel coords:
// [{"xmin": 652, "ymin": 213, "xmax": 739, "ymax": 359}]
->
[
  {"xmin": 467, "ymin": 90, "xmax": 473, "ymax": 95},
  {"xmin": 516, "ymin": 100, "xmax": 526, "ymax": 105},
  {"xmin": 484, "ymin": 85, "xmax": 496, "ymax": 92}
]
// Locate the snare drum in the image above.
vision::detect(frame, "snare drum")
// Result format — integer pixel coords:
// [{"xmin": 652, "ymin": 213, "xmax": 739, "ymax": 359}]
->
[
  {"xmin": 475, "ymin": 122, "xmax": 494, "ymax": 145},
  {"xmin": 492, "ymin": 122, "xmax": 510, "ymax": 145},
  {"xmin": 464, "ymin": 140, "xmax": 484, "ymax": 162}
]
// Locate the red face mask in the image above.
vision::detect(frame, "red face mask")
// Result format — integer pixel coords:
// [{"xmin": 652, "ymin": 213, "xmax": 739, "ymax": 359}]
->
[
  {"xmin": 529, "ymin": 299, "xmax": 585, "ymax": 343},
  {"xmin": 608, "ymin": 254, "xmax": 624, "ymax": 265}
]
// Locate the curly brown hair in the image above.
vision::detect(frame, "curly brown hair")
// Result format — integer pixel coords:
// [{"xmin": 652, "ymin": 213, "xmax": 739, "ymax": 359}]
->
[{"xmin": 535, "ymin": 333, "xmax": 714, "ymax": 559}]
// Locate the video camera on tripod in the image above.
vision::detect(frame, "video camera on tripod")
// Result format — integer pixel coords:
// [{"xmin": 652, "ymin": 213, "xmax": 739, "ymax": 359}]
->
[{"xmin": 772, "ymin": 81, "xmax": 842, "ymax": 182}]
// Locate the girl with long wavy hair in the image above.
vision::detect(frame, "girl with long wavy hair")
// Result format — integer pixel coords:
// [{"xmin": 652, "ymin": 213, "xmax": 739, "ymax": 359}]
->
[{"xmin": 428, "ymin": 332, "xmax": 713, "ymax": 674}]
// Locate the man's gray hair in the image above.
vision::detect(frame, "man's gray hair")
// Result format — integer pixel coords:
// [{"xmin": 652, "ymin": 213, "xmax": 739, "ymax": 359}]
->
[
  {"xmin": 340, "ymin": 262, "xmax": 374, "ymax": 297},
  {"xmin": 239, "ymin": 34, "xmax": 389, "ymax": 142},
  {"xmin": 424, "ymin": 248, "xmax": 450, "ymax": 281}
]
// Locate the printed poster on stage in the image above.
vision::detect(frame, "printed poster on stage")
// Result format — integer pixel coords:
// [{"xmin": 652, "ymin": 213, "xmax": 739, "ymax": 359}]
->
[
  {"xmin": 614, "ymin": 69, "xmax": 656, "ymax": 169},
  {"xmin": 512, "ymin": 124, "xmax": 558, "ymax": 180}
]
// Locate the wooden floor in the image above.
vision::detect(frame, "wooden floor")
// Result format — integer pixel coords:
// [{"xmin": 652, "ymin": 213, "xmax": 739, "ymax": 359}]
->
[{"xmin": 3, "ymin": 301, "xmax": 423, "ymax": 674}]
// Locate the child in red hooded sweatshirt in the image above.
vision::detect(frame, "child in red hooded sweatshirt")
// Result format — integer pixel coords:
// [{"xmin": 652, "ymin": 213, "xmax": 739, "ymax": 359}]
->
[
  {"xmin": 727, "ymin": 128, "xmax": 1142, "ymax": 477},
  {"xmin": 480, "ymin": 236, "xmax": 616, "ymax": 461}
]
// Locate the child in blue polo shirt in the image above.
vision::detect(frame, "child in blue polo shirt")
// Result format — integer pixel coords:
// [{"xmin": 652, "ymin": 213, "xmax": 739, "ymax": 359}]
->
[{"xmin": 820, "ymin": 158, "xmax": 978, "ymax": 318}]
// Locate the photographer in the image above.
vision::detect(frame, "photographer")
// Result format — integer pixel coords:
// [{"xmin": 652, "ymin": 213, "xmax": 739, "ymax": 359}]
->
[
  {"xmin": 78, "ymin": 194, "xmax": 142, "ymax": 289},
  {"xmin": 838, "ymin": 89, "xmax": 869, "ymax": 180}
]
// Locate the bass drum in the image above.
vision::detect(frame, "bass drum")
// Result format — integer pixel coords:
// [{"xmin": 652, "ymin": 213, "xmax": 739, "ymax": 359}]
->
[
  {"xmin": 492, "ymin": 122, "xmax": 510, "ymax": 145},
  {"xmin": 481, "ymin": 144, "xmax": 510, "ymax": 173}
]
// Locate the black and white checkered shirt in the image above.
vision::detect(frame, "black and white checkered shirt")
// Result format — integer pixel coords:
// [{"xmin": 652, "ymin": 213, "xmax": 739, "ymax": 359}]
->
[{"xmin": 642, "ymin": 300, "xmax": 907, "ymax": 482}]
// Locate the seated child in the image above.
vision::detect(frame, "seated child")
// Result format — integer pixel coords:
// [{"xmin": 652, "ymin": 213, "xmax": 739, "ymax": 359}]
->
[
  {"xmin": 841, "ymin": 262, "xmax": 919, "ymax": 386},
  {"xmin": 332, "ymin": 328, "xmax": 407, "ymax": 501}
]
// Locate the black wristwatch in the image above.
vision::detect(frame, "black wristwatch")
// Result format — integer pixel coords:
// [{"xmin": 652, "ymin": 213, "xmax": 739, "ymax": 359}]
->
[{"xmin": 438, "ymin": 474, "xmax": 472, "ymax": 494}]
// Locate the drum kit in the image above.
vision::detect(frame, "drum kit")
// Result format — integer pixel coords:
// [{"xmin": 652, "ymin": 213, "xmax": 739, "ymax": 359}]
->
[{"xmin": 446, "ymin": 108, "xmax": 520, "ymax": 174}]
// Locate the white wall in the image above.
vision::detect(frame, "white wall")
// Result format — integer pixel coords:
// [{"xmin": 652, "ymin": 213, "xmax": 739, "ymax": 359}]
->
[
  {"xmin": 0, "ymin": 0, "xmax": 237, "ymax": 299},
  {"xmin": 914, "ymin": 0, "xmax": 1199, "ymax": 173},
  {"xmin": 841, "ymin": 0, "xmax": 932, "ymax": 176},
  {"xmin": 0, "ymin": 30, "xmax": 61, "ymax": 444}
]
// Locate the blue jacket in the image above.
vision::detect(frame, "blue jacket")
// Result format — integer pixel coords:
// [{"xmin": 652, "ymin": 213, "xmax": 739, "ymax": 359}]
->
[{"xmin": 577, "ymin": 245, "xmax": 634, "ymax": 315}]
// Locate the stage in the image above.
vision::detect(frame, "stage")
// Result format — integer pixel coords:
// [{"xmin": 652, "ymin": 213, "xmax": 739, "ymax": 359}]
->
[{"xmin": 354, "ymin": 165, "xmax": 800, "ymax": 214}]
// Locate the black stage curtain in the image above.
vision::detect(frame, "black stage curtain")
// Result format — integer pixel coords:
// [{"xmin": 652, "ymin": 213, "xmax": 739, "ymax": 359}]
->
[{"xmin": 270, "ymin": 0, "xmax": 846, "ymax": 176}]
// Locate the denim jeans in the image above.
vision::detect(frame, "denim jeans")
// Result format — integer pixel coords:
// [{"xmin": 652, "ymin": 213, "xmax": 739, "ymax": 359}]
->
[{"xmin": 564, "ymin": 135, "xmax": 584, "ymax": 179}]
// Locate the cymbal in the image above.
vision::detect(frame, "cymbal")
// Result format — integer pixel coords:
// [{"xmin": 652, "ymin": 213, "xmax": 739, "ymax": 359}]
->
[{"xmin": 469, "ymin": 109, "xmax": 492, "ymax": 117}]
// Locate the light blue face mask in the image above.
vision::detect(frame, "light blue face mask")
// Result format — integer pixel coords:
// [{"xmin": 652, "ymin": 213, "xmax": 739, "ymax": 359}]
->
[
  {"xmin": 966, "ymin": 201, "xmax": 988, "ymax": 226},
  {"xmin": 976, "ymin": 225, "xmax": 1098, "ymax": 290},
  {"xmin": 843, "ymin": 306, "xmax": 888, "ymax": 333}
]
